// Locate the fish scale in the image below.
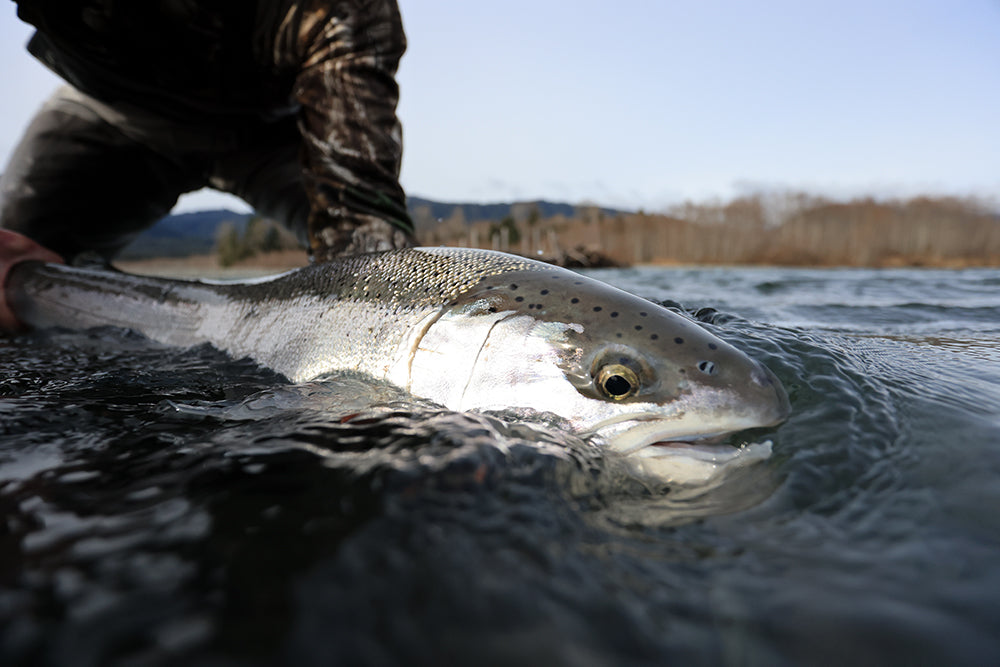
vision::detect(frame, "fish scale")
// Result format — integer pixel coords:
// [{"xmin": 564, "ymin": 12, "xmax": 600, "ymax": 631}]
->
[
  {"xmin": 228, "ymin": 247, "xmax": 544, "ymax": 306},
  {"xmin": 8, "ymin": 249, "xmax": 544, "ymax": 382}
]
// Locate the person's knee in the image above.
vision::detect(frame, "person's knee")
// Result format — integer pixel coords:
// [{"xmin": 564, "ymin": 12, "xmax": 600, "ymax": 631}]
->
[{"xmin": 0, "ymin": 87, "xmax": 192, "ymax": 261}]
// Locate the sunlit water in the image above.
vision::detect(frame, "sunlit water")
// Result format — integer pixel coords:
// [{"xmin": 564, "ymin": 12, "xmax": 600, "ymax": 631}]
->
[{"xmin": 2, "ymin": 266, "xmax": 999, "ymax": 665}]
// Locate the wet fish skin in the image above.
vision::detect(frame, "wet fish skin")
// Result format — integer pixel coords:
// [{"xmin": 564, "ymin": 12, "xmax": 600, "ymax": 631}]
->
[
  {"xmin": 9, "ymin": 248, "xmax": 542, "ymax": 384},
  {"xmin": 8, "ymin": 247, "xmax": 790, "ymax": 482}
]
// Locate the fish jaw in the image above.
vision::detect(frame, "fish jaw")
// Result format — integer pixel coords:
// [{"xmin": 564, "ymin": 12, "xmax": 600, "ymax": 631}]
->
[
  {"xmin": 580, "ymin": 405, "xmax": 783, "ymax": 484},
  {"xmin": 577, "ymin": 363, "xmax": 788, "ymax": 484},
  {"xmin": 629, "ymin": 440, "xmax": 775, "ymax": 486}
]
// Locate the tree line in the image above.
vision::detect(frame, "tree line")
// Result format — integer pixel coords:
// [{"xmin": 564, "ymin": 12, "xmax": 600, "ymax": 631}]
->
[
  {"xmin": 418, "ymin": 193, "xmax": 1000, "ymax": 267},
  {"xmin": 215, "ymin": 216, "xmax": 300, "ymax": 267}
]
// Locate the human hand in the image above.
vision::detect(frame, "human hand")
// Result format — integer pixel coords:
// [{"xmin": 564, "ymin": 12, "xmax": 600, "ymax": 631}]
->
[
  {"xmin": 311, "ymin": 215, "xmax": 416, "ymax": 263},
  {"xmin": 0, "ymin": 229, "xmax": 64, "ymax": 331}
]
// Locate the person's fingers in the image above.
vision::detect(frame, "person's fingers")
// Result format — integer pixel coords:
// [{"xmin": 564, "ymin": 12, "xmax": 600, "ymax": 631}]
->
[{"xmin": 0, "ymin": 229, "xmax": 65, "ymax": 331}]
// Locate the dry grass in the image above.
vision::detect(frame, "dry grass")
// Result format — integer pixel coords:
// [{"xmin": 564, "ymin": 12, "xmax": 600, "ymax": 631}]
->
[{"xmin": 424, "ymin": 194, "xmax": 1000, "ymax": 268}]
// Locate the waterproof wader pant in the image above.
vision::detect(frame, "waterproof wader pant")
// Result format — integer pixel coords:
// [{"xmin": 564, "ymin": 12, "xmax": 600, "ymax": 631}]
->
[{"xmin": 0, "ymin": 86, "xmax": 311, "ymax": 263}]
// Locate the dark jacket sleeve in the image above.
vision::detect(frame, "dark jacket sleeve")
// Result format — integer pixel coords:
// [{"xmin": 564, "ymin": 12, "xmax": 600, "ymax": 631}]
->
[{"xmin": 291, "ymin": 0, "xmax": 414, "ymax": 258}]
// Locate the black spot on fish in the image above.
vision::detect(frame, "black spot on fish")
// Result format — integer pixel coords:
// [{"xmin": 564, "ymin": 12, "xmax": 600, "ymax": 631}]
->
[
  {"xmin": 708, "ymin": 343, "xmax": 718, "ymax": 350},
  {"xmin": 634, "ymin": 325, "xmax": 643, "ymax": 331},
  {"xmin": 515, "ymin": 296, "xmax": 524, "ymax": 302},
  {"xmin": 571, "ymin": 298, "xmax": 580, "ymax": 304},
  {"xmin": 650, "ymin": 334, "xmax": 659, "ymax": 340},
  {"xmin": 616, "ymin": 333, "xmax": 623, "ymax": 338},
  {"xmin": 610, "ymin": 312, "xmax": 619, "ymax": 318},
  {"xmin": 640, "ymin": 312, "xmax": 648, "ymax": 317},
  {"xmin": 594, "ymin": 306, "xmax": 603, "ymax": 312},
  {"xmin": 540, "ymin": 289, "xmax": 549, "ymax": 295},
  {"xmin": 674, "ymin": 337, "xmax": 684, "ymax": 344},
  {"xmin": 488, "ymin": 307, "xmax": 497, "ymax": 313},
  {"xmin": 510, "ymin": 284, "xmax": 519, "ymax": 290}
]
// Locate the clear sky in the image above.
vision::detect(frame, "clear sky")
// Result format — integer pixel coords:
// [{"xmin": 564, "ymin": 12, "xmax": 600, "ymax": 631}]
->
[{"xmin": 2, "ymin": 1, "xmax": 999, "ymax": 214}]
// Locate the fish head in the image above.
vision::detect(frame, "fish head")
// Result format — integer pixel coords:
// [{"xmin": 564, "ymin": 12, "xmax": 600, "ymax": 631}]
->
[{"xmin": 408, "ymin": 262, "xmax": 790, "ymax": 483}]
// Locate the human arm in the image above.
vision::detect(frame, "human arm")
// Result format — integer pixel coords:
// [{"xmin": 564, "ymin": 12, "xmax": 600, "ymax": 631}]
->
[{"xmin": 292, "ymin": 0, "xmax": 415, "ymax": 261}]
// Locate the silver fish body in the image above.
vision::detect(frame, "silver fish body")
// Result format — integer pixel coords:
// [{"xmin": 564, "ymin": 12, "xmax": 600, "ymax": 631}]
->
[{"xmin": 8, "ymin": 247, "xmax": 790, "ymax": 482}]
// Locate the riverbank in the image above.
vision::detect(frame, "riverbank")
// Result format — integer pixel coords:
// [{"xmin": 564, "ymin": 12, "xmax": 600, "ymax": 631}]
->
[{"xmin": 114, "ymin": 249, "xmax": 309, "ymax": 279}]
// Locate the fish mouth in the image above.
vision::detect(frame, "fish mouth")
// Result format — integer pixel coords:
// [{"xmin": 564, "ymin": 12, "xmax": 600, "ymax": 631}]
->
[
  {"xmin": 640, "ymin": 433, "xmax": 732, "ymax": 457},
  {"xmin": 585, "ymin": 414, "xmax": 777, "ymax": 484},
  {"xmin": 623, "ymin": 432, "xmax": 774, "ymax": 486},
  {"xmin": 585, "ymin": 412, "xmax": 763, "ymax": 453},
  {"xmin": 634, "ymin": 434, "xmax": 771, "ymax": 462}
]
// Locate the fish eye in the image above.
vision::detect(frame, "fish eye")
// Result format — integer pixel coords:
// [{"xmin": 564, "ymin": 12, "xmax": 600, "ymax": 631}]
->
[{"xmin": 595, "ymin": 364, "xmax": 640, "ymax": 400}]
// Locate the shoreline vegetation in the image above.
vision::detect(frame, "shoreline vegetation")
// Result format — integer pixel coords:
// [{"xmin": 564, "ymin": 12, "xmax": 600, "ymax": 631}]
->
[
  {"xmin": 116, "ymin": 193, "xmax": 1000, "ymax": 277},
  {"xmin": 416, "ymin": 193, "xmax": 1000, "ymax": 269}
]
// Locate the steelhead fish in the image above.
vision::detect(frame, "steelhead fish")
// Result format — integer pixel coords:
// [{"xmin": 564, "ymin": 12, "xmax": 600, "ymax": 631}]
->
[{"xmin": 7, "ymin": 247, "xmax": 790, "ymax": 483}]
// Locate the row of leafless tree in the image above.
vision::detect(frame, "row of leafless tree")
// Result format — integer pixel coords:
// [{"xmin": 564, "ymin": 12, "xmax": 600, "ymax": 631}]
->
[
  {"xmin": 421, "ymin": 193, "xmax": 1000, "ymax": 267},
  {"xmin": 216, "ymin": 216, "xmax": 300, "ymax": 267}
]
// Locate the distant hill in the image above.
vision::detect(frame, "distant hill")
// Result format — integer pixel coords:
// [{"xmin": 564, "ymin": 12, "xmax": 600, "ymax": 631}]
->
[
  {"xmin": 118, "ymin": 209, "xmax": 251, "ymax": 260},
  {"xmin": 118, "ymin": 197, "xmax": 625, "ymax": 259},
  {"xmin": 406, "ymin": 196, "xmax": 624, "ymax": 224}
]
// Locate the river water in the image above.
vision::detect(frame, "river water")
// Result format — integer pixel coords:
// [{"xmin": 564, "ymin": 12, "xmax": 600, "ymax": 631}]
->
[{"xmin": 2, "ymin": 265, "xmax": 999, "ymax": 665}]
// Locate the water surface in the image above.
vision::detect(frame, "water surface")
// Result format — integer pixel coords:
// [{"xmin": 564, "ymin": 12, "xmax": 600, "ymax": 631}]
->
[{"xmin": 2, "ymin": 266, "xmax": 999, "ymax": 665}]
